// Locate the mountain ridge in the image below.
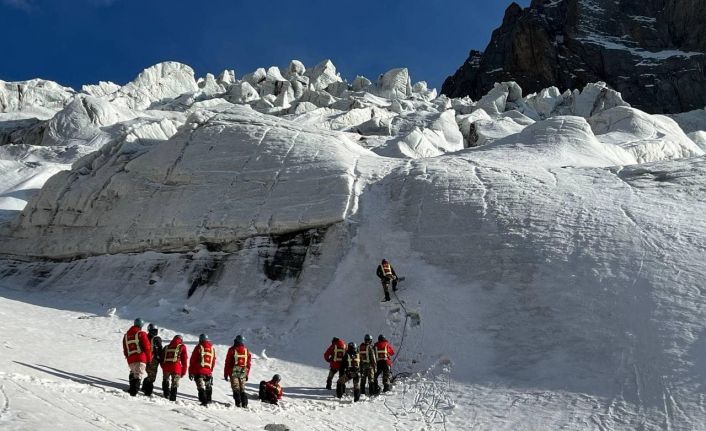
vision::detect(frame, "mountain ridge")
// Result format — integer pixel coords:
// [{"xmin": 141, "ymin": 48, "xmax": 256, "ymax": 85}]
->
[{"xmin": 442, "ymin": 0, "xmax": 706, "ymax": 114}]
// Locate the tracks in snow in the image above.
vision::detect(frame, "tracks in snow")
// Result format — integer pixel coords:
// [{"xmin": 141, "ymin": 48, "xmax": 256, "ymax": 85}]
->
[
  {"xmin": 6, "ymin": 375, "xmax": 126, "ymax": 431},
  {"xmin": 0, "ymin": 384, "xmax": 10, "ymax": 422}
]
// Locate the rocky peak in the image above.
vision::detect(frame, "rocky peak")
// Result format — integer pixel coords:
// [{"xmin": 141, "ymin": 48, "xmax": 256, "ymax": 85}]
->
[{"xmin": 442, "ymin": 0, "xmax": 706, "ymax": 114}]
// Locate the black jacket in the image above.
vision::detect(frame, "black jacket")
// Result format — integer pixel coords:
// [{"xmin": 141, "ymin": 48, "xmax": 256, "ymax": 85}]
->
[
  {"xmin": 149, "ymin": 334, "xmax": 163, "ymax": 363},
  {"xmin": 376, "ymin": 264, "xmax": 397, "ymax": 280},
  {"xmin": 339, "ymin": 351, "xmax": 360, "ymax": 376}
]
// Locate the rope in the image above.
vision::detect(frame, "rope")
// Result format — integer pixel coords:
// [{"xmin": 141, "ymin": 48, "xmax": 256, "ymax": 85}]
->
[
  {"xmin": 391, "ymin": 371, "xmax": 412, "ymax": 384},
  {"xmin": 390, "ymin": 278, "xmax": 410, "ymax": 376}
]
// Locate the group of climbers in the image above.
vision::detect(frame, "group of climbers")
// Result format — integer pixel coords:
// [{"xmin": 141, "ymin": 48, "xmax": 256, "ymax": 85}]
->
[
  {"xmin": 122, "ymin": 320, "xmax": 282, "ymax": 407},
  {"xmin": 122, "ymin": 258, "xmax": 402, "ymax": 406},
  {"xmin": 317, "ymin": 259, "xmax": 401, "ymax": 401},
  {"xmin": 324, "ymin": 333, "xmax": 395, "ymax": 401}
]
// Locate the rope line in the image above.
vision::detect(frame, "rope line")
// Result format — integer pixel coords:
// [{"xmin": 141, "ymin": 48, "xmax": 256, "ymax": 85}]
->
[{"xmin": 390, "ymin": 278, "xmax": 412, "ymax": 382}]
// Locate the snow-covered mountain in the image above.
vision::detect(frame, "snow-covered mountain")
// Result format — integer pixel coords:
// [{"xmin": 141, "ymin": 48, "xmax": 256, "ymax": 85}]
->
[{"xmin": 1, "ymin": 59, "xmax": 705, "ymax": 430}]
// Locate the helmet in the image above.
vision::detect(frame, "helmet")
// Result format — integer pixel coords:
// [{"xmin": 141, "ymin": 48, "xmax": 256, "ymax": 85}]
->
[
  {"xmin": 272, "ymin": 374, "xmax": 281, "ymax": 383},
  {"xmin": 199, "ymin": 334, "xmax": 209, "ymax": 343},
  {"xmin": 133, "ymin": 318, "xmax": 145, "ymax": 328},
  {"xmin": 378, "ymin": 334, "xmax": 385, "ymax": 342},
  {"xmin": 147, "ymin": 323, "xmax": 158, "ymax": 334},
  {"xmin": 381, "ymin": 259, "xmax": 388, "ymax": 264},
  {"xmin": 364, "ymin": 334, "xmax": 372, "ymax": 343},
  {"xmin": 173, "ymin": 334, "xmax": 183, "ymax": 342},
  {"xmin": 348, "ymin": 342, "xmax": 357, "ymax": 351},
  {"xmin": 234, "ymin": 335, "xmax": 244, "ymax": 345},
  {"xmin": 332, "ymin": 337, "xmax": 339, "ymax": 344}
]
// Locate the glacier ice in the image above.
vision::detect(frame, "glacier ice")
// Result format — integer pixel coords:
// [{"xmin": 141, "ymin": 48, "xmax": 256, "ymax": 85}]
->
[{"xmin": 0, "ymin": 58, "xmax": 705, "ymax": 430}]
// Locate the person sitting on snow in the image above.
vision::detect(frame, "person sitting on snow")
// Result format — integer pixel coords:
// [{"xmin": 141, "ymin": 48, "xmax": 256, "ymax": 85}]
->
[{"xmin": 259, "ymin": 374, "xmax": 283, "ymax": 404}]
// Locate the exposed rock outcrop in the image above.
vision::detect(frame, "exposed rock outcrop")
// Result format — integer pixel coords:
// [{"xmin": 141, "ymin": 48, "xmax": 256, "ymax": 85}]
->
[{"xmin": 442, "ymin": 0, "xmax": 706, "ymax": 114}]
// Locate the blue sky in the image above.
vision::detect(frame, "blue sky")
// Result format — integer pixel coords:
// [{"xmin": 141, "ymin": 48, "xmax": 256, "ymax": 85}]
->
[{"xmin": 0, "ymin": 0, "xmax": 530, "ymax": 90}]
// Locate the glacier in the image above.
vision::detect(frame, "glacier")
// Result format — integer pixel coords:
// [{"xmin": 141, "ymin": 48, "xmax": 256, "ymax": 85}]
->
[{"xmin": 0, "ymin": 59, "xmax": 705, "ymax": 431}]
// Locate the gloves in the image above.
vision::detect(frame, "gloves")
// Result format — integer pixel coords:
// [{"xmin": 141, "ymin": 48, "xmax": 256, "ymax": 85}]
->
[
  {"xmin": 189, "ymin": 375, "xmax": 194, "ymax": 381},
  {"xmin": 224, "ymin": 375, "xmax": 229, "ymax": 381}
]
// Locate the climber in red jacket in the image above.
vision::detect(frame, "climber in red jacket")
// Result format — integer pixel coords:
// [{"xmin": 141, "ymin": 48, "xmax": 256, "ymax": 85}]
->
[
  {"xmin": 122, "ymin": 318, "xmax": 152, "ymax": 396},
  {"xmin": 224, "ymin": 335, "xmax": 252, "ymax": 408},
  {"xmin": 160, "ymin": 334, "xmax": 188, "ymax": 401},
  {"xmin": 189, "ymin": 333, "xmax": 217, "ymax": 406},
  {"xmin": 259, "ymin": 374, "xmax": 283, "ymax": 405},
  {"xmin": 323, "ymin": 337, "xmax": 347, "ymax": 390},
  {"xmin": 373, "ymin": 334, "xmax": 395, "ymax": 393}
]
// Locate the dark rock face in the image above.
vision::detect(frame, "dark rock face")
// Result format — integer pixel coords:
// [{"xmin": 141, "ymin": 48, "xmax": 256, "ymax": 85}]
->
[{"xmin": 442, "ymin": 0, "xmax": 706, "ymax": 114}]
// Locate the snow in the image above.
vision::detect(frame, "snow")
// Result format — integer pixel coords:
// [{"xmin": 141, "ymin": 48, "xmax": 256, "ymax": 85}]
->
[
  {"xmin": 0, "ymin": 58, "xmax": 706, "ymax": 430},
  {"xmin": 579, "ymin": 34, "xmax": 704, "ymax": 60},
  {"xmin": 108, "ymin": 62, "xmax": 199, "ymax": 110},
  {"xmin": 589, "ymin": 106, "xmax": 704, "ymax": 163},
  {"xmin": 0, "ymin": 79, "xmax": 75, "ymax": 115},
  {"xmin": 306, "ymin": 60, "xmax": 342, "ymax": 92},
  {"xmin": 689, "ymin": 131, "xmax": 706, "ymax": 151},
  {"xmin": 669, "ymin": 109, "xmax": 706, "ymax": 134},
  {"xmin": 373, "ymin": 68, "xmax": 412, "ymax": 100}
]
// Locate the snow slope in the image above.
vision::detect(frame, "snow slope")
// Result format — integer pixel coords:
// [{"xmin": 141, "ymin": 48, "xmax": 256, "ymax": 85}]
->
[{"xmin": 1, "ymin": 60, "xmax": 706, "ymax": 430}]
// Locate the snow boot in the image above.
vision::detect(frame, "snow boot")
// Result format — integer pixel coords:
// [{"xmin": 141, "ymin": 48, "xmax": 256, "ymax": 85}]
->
[
  {"xmin": 325, "ymin": 377, "xmax": 333, "ymax": 390},
  {"xmin": 383, "ymin": 383, "xmax": 391, "ymax": 393},
  {"xmin": 142, "ymin": 378, "xmax": 153, "ymax": 396},
  {"xmin": 360, "ymin": 379, "xmax": 366, "ymax": 395},
  {"xmin": 198, "ymin": 389, "xmax": 207, "ymax": 406},
  {"xmin": 162, "ymin": 382, "xmax": 170, "ymax": 398},
  {"xmin": 169, "ymin": 388, "xmax": 178, "ymax": 402},
  {"xmin": 240, "ymin": 391, "xmax": 248, "ymax": 407},
  {"xmin": 354, "ymin": 389, "xmax": 361, "ymax": 402},
  {"xmin": 336, "ymin": 382, "xmax": 345, "ymax": 399},
  {"xmin": 206, "ymin": 387, "xmax": 212, "ymax": 404},
  {"xmin": 382, "ymin": 293, "xmax": 391, "ymax": 302},
  {"xmin": 258, "ymin": 381, "xmax": 266, "ymax": 401},
  {"xmin": 233, "ymin": 390, "xmax": 241, "ymax": 407},
  {"xmin": 128, "ymin": 377, "xmax": 139, "ymax": 396}
]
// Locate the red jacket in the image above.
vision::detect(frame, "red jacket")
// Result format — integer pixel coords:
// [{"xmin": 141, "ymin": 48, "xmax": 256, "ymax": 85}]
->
[
  {"xmin": 122, "ymin": 326, "xmax": 152, "ymax": 364},
  {"xmin": 373, "ymin": 340, "xmax": 395, "ymax": 366},
  {"xmin": 265, "ymin": 380, "xmax": 283, "ymax": 400},
  {"xmin": 161, "ymin": 337, "xmax": 188, "ymax": 376},
  {"xmin": 323, "ymin": 339, "xmax": 347, "ymax": 370},
  {"xmin": 224, "ymin": 344, "xmax": 252, "ymax": 379},
  {"xmin": 189, "ymin": 341, "xmax": 216, "ymax": 376}
]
